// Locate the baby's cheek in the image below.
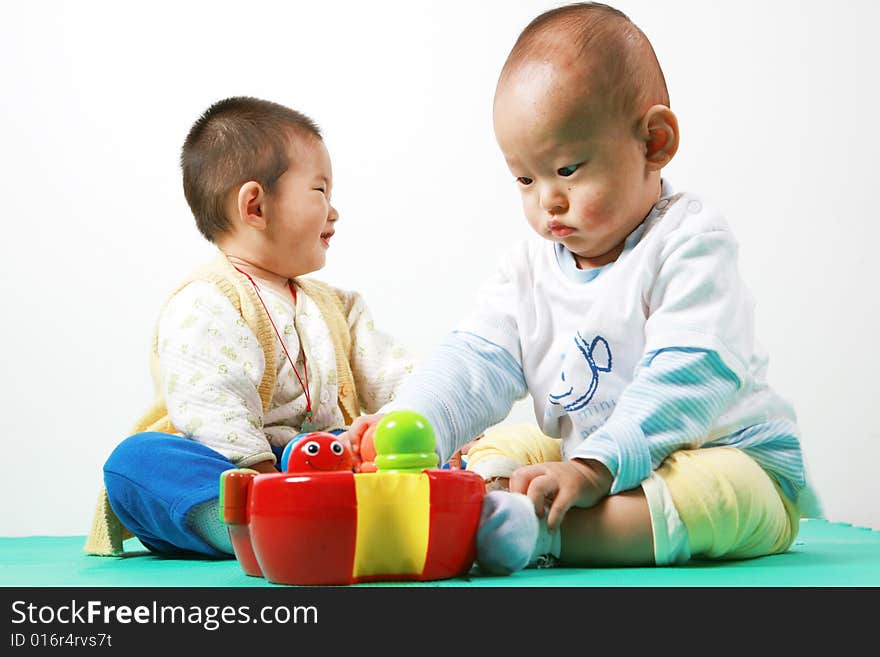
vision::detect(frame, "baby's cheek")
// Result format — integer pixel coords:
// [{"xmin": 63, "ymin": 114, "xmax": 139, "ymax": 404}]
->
[
  {"xmin": 576, "ymin": 200, "xmax": 614, "ymax": 230},
  {"xmin": 524, "ymin": 204, "xmax": 545, "ymax": 231},
  {"xmin": 571, "ymin": 189, "xmax": 605, "ymax": 220}
]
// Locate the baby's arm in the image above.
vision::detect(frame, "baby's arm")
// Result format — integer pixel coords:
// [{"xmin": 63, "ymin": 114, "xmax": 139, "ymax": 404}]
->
[
  {"xmin": 589, "ymin": 348, "xmax": 734, "ymax": 465},
  {"xmin": 513, "ymin": 348, "xmax": 738, "ymax": 528},
  {"xmin": 580, "ymin": 348, "xmax": 740, "ymax": 490},
  {"xmin": 157, "ymin": 281, "xmax": 276, "ymax": 469},
  {"xmin": 382, "ymin": 331, "xmax": 528, "ymax": 463},
  {"xmin": 340, "ymin": 330, "xmax": 527, "ymax": 463}
]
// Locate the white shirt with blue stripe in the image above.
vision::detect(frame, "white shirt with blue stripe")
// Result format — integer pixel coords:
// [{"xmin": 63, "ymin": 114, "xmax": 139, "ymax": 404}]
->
[{"xmin": 385, "ymin": 181, "xmax": 805, "ymax": 503}]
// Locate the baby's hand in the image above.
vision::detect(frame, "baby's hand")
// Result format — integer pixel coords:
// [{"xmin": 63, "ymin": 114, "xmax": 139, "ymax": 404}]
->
[
  {"xmin": 509, "ymin": 459, "xmax": 613, "ymax": 532},
  {"xmin": 250, "ymin": 459, "xmax": 280, "ymax": 474},
  {"xmin": 339, "ymin": 413, "xmax": 385, "ymax": 469}
]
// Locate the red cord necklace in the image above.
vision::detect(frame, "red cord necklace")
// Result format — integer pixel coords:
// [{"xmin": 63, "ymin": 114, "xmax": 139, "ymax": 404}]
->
[{"xmin": 233, "ymin": 266, "xmax": 316, "ymax": 432}]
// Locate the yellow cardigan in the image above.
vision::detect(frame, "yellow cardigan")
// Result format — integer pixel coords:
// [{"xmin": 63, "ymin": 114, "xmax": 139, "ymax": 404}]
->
[{"xmin": 85, "ymin": 252, "xmax": 361, "ymax": 556}]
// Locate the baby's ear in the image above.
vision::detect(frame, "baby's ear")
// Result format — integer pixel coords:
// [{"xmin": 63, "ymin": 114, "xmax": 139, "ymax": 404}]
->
[
  {"xmin": 235, "ymin": 181, "xmax": 267, "ymax": 230},
  {"xmin": 639, "ymin": 105, "xmax": 679, "ymax": 170}
]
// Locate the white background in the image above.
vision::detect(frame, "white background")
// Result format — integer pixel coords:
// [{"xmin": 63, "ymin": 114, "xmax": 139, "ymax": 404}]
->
[{"xmin": 1, "ymin": 0, "xmax": 878, "ymax": 536}]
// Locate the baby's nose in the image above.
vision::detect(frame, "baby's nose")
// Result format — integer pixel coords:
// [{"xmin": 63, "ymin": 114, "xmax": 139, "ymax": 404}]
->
[{"xmin": 540, "ymin": 187, "xmax": 568, "ymax": 214}]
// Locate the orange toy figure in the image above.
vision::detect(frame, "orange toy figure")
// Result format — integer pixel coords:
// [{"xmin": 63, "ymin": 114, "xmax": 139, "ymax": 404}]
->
[
  {"xmin": 285, "ymin": 432, "xmax": 354, "ymax": 473},
  {"xmin": 358, "ymin": 425, "xmax": 378, "ymax": 472}
]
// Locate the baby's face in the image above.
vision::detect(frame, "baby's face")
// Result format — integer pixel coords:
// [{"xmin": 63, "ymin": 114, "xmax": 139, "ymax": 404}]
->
[
  {"xmin": 493, "ymin": 61, "xmax": 660, "ymax": 269},
  {"xmin": 263, "ymin": 137, "xmax": 338, "ymax": 278}
]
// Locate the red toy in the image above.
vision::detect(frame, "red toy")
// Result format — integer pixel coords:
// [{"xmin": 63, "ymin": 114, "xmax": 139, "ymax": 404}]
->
[
  {"xmin": 285, "ymin": 431, "xmax": 354, "ymax": 472},
  {"xmin": 220, "ymin": 411, "xmax": 485, "ymax": 585}
]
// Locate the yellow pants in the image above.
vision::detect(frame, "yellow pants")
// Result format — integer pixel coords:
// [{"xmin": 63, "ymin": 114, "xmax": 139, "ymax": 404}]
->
[{"xmin": 466, "ymin": 423, "xmax": 800, "ymax": 561}]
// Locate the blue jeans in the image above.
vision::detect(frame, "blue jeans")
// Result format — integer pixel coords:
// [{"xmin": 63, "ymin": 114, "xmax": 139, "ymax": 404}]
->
[{"xmin": 103, "ymin": 432, "xmax": 286, "ymax": 558}]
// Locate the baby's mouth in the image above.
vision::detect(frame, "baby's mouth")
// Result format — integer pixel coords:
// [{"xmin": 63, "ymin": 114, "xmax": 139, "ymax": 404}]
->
[{"xmin": 548, "ymin": 221, "xmax": 575, "ymax": 238}]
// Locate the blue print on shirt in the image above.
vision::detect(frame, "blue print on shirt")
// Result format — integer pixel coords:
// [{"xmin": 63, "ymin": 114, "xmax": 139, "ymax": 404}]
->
[{"xmin": 548, "ymin": 334, "xmax": 612, "ymax": 412}]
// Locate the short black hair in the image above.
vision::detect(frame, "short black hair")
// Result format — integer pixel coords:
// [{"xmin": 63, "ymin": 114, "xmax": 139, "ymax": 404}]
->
[{"xmin": 181, "ymin": 96, "xmax": 322, "ymax": 242}]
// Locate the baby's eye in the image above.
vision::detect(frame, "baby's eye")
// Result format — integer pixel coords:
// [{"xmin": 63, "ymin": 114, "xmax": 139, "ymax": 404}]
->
[
  {"xmin": 557, "ymin": 164, "xmax": 580, "ymax": 177},
  {"xmin": 314, "ymin": 187, "xmax": 326, "ymax": 194},
  {"xmin": 516, "ymin": 176, "xmax": 533, "ymax": 186}
]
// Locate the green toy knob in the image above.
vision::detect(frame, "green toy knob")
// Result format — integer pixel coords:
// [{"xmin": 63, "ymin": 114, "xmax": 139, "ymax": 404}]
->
[{"xmin": 373, "ymin": 410, "xmax": 439, "ymax": 473}]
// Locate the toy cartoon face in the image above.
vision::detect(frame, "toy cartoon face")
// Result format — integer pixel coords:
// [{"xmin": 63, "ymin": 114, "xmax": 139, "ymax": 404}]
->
[{"xmin": 287, "ymin": 432, "xmax": 354, "ymax": 473}]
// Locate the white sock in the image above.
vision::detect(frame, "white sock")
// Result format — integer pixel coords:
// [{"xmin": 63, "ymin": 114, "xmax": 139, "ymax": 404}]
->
[
  {"xmin": 476, "ymin": 491, "xmax": 561, "ymax": 574},
  {"xmin": 188, "ymin": 499, "xmax": 233, "ymax": 555}
]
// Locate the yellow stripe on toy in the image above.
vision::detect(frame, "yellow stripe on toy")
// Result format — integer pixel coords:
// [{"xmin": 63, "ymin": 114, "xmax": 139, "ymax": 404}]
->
[{"xmin": 352, "ymin": 472, "xmax": 431, "ymax": 578}]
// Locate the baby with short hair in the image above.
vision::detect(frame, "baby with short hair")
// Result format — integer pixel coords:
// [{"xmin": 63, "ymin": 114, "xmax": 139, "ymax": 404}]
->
[
  {"xmin": 86, "ymin": 96, "xmax": 413, "ymax": 557},
  {"xmin": 346, "ymin": 2, "xmax": 812, "ymax": 572}
]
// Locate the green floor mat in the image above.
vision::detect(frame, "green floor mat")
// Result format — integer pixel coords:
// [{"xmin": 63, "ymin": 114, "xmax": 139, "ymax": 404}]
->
[{"xmin": 2, "ymin": 519, "xmax": 878, "ymax": 587}]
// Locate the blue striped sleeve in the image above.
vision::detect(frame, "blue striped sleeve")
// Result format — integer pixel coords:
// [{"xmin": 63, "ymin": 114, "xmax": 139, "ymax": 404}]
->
[
  {"xmin": 383, "ymin": 336, "xmax": 801, "ymax": 500},
  {"xmin": 382, "ymin": 331, "xmax": 528, "ymax": 463},
  {"xmin": 569, "ymin": 348, "xmax": 740, "ymax": 494}
]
